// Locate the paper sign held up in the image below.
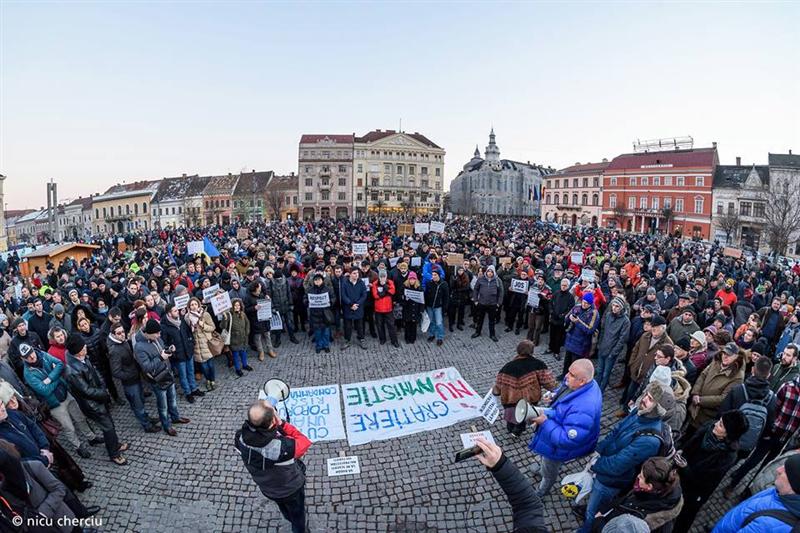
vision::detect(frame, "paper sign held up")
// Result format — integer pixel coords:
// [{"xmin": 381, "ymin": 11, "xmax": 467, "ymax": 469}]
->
[
  {"xmin": 187, "ymin": 241, "xmax": 204, "ymax": 256},
  {"xmin": 445, "ymin": 253, "xmax": 464, "ymax": 266},
  {"xmin": 410, "ymin": 257, "xmax": 422, "ymax": 267},
  {"xmin": 570, "ymin": 252, "xmax": 584, "ymax": 265},
  {"xmin": 723, "ymin": 247, "xmax": 743, "ymax": 258},
  {"xmin": 257, "ymin": 299, "xmax": 272, "ymax": 321},
  {"xmin": 527, "ymin": 289, "xmax": 540, "ymax": 308},
  {"xmin": 237, "ymin": 228, "xmax": 250, "ymax": 240},
  {"xmin": 479, "ymin": 389, "xmax": 500, "ymax": 424},
  {"xmin": 202, "ymin": 284, "xmax": 221, "ymax": 303},
  {"xmin": 429, "ymin": 221, "xmax": 446, "ymax": 233},
  {"xmin": 308, "ymin": 292, "xmax": 330, "ymax": 308},
  {"xmin": 498, "ymin": 257, "xmax": 513, "ymax": 266},
  {"xmin": 210, "ymin": 292, "xmax": 232, "ymax": 315},
  {"xmin": 414, "ymin": 222, "xmax": 429, "ymax": 235},
  {"xmin": 174, "ymin": 294, "xmax": 190, "ymax": 310},
  {"xmin": 460, "ymin": 430, "xmax": 496, "ymax": 449},
  {"xmin": 404, "ymin": 289, "xmax": 425, "ymax": 304},
  {"xmin": 397, "ymin": 224, "xmax": 414, "ymax": 236},
  {"xmin": 270, "ymin": 312, "xmax": 283, "ymax": 331},
  {"xmin": 327, "ymin": 456, "xmax": 361, "ymax": 477},
  {"xmin": 581, "ymin": 268, "xmax": 596, "ymax": 283},
  {"xmin": 510, "ymin": 279, "xmax": 529, "ymax": 294},
  {"xmin": 352, "ymin": 243, "xmax": 368, "ymax": 256}
]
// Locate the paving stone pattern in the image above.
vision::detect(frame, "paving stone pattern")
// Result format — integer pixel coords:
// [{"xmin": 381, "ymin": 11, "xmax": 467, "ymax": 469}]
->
[{"xmin": 77, "ymin": 326, "xmax": 744, "ymax": 532}]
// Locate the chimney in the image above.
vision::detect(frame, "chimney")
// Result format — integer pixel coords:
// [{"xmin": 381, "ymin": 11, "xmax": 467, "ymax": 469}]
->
[
  {"xmin": 712, "ymin": 142, "xmax": 717, "ymax": 149},
  {"xmin": 602, "ymin": 158, "xmax": 608, "ymax": 163},
  {"xmin": 736, "ymin": 156, "xmax": 741, "ymax": 166},
  {"xmin": 791, "ymin": 149, "xmax": 794, "ymax": 155},
  {"xmin": 575, "ymin": 162, "xmax": 580, "ymax": 165},
  {"xmin": 252, "ymin": 169, "xmax": 255, "ymax": 173},
  {"xmin": 182, "ymin": 173, "xmax": 187, "ymax": 177}
]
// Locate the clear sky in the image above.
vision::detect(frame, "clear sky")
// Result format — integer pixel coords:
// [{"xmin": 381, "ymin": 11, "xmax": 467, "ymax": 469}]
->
[{"xmin": 1, "ymin": 1, "xmax": 798, "ymax": 210}]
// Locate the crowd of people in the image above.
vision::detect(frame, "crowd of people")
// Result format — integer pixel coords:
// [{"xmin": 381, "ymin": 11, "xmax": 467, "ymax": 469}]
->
[{"xmin": 1, "ymin": 214, "xmax": 800, "ymax": 531}]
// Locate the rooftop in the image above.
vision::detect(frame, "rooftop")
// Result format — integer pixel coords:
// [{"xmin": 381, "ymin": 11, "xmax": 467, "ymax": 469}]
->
[
  {"xmin": 94, "ymin": 180, "xmax": 161, "ymax": 202},
  {"xmin": 769, "ymin": 152, "xmax": 800, "ymax": 169},
  {"xmin": 233, "ymin": 171, "xmax": 273, "ymax": 196},
  {"xmin": 606, "ymin": 147, "xmax": 718, "ymax": 171},
  {"xmin": 299, "ymin": 134, "xmax": 354, "ymax": 145},
  {"xmin": 25, "ymin": 242, "xmax": 100, "ymax": 259},
  {"xmin": 355, "ymin": 130, "xmax": 442, "ymax": 149},
  {"xmin": 713, "ymin": 165, "xmax": 770, "ymax": 189},
  {"xmin": 554, "ymin": 161, "xmax": 611, "ymax": 176},
  {"xmin": 203, "ymin": 174, "xmax": 240, "ymax": 195},
  {"xmin": 153, "ymin": 175, "xmax": 200, "ymax": 203}
]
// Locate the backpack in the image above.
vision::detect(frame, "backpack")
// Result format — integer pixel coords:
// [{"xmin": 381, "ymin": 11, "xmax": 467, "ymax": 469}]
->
[
  {"xmin": 739, "ymin": 385, "xmax": 774, "ymax": 452},
  {"xmin": 743, "ymin": 509, "xmax": 800, "ymax": 532},
  {"xmin": 634, "ymin": 423, "xmax": 686, "ymax": 467}
]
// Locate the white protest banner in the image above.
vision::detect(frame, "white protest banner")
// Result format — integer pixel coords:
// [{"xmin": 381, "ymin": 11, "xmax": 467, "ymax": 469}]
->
[
  {"xmin": 257, "ymin": 299, "xmax": 272, "ymax": 321},
  {"xmin": 446, "ymin": 212, "xmax": 453, "ymax": 220},
  {"xmin": 405, "ymin": 289, "xmax": 425, "ymax": 304},
  {"xmin": 258, "ymin": 384, "xmax": 346, "ymax": 442},
  {"xmin": 581, "ymin": 268, "xmax": 596, "ymax": 283},
  {"xmin": 527, "ymin": 289, "xmax": 540, "ymax": 308},
  {"xmin": 342, "ymin": 367, "xmax": 482, "ymax": 446},
  {"xmin": 460, "ymin": 430, "xmax": 496, "ymax": 449},
  {"xmin": 270, "ymin": 311, "xmax": 283, "ymax": 331},
  {"xmin": 327, "ymin": 456, "xmax": 361, "ymax": 477},
  {"xmin": 570, "ymin": 251, "xmax": 584, "ymax": 265},
  {"xmin": 308, "ymin": 292, "xmax": 330, "ymax": 309},
  {"xmin": 429, "ymin": 221, "xmax": 446, "ymax": 234},
  {"xmin": 410, "ymin": 257, "xmax": 422, "ymax": 267},
  {"xmin": 187, "ymin": 241, "xmax": 204, "ymax": 256},
  {"xmin": 174, "ymin": 294, "xmax": 190, "ymax": 311},
  {"xmin": 202, "ymin": 284, "xmax": 220, "ymax": 303},
  {"xmin": 410, "ymin": 241, "xmax": 420, "ymax": 250},
  {"xmin": 414, "ymin": 223, "xmax": 429, "ymax": 235},
  {"xmin": 389, "ymin": 257, "xmax": 399, "ymax": 268},
  {"xmin": 510, "ymin": 279, "xmax": 529, "ymax": 294},
  {"xmin": 210, "ymin": 292, "xmax": 232, "ymax": 315},
  {"xmin": 362, "ymin": 278, "xmax": 370, "ymax": 288},
  {"xmin": 479, "ymin": 389, "xmax": 500, "ymax": 425},
  {"xmin": 352, "ymin": 243, "xmax": 368, "ymax": 256}
]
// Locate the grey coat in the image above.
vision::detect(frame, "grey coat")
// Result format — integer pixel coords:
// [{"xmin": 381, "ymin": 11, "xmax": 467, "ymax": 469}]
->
[
  {"xmin": 22, "ymin": 459, "xmax": 75, "ymax": 533},
  {"xmin": 596, "ymin": 308, "xmax": 631, "ymax": 361},
  {"xmin": 472, "ymin": 276, "xmax": 504, "ymax": 306}
]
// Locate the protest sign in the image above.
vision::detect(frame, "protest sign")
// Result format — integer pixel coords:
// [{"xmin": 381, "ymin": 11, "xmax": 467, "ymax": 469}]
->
[
  {"xmin": 410, "ymin": 257, "xmax": 422, "ymax": 267},
  {"xmin": 405, "ymin": 289, "xmax": 424, "ymax": 304},
  {"xmin": 479, "ymin": 389, "xmax": 500, "ymax": 424},
  {"xmin": 510, "ymin": 279, "xmax": 529, "ymax": 294},
  {"xmin": 236, "ymin": 228, "xmax": 250, "ymax": 240},
  {"xmin": 258, "ymin": 384, "xmax": 346, "ymax": 442},
  {"xmin": 342, "ymin": 367, "xmax": 482, "ymax": 446},
  {"xmin": 570, "ymin": 252, "xmax": 584, "ymax": 265},
  {"xmin": 362, "ymin": 278, "xmax": 370, "ymax": 288},
  {"xmin": 389, "ymin": 257, "xmax": 399, "ymax": 268},
  {"xmin": 352, "ymin": 243, "xmax": 368, "ymax": 256},
  {"xmin": 430, "ymin": 221, "xmax": 446, "ymax": 233},
  {"xmin": 210, "ymin": 292, "xmax": 232, "ymax": 315},
  {"xmin": 174, "ymin": 294, "xmax": 190, "ymax": 311},
  {"xmin": 270, "ymin": 312, "xmax": 283, "ymax": 331},
  {"xmin": 498, "ymin": 257, "xmax": 512, "ymax": 266},
  {"xmin": 327, "ymin": 456, "xmax": 361, "ymax": 477},
  {"xmin": 460, "ymin": 430, "xmax": 496, "ymax": 449},
  {"xmin": 410, "ymin": 241, "xmax": 420, "ymax": 250},
  {"xmin": 308, "ymin": 292, "xmax": 330, "ymax": 308},
  {"xmin": 257, "ymin": 299, "xmax": 272, "ymax": 321},
  {"xmin": 723, "ymin": 247, "xmax": 743, "ymax": 259},
  {"xmin": 397, "ymin": 224, "xmax": 414, "ymax": 236},
  {"xmin": 446, "ymin": 212, "xmax": 453, "ymax": 220},
  {"xmin": 187, "ymin": 241, "xmax": 204, "ymax": 256},
  {"xmin": 414, "ymin": 223, "xmax": 429, "ymax": 235},
  {"xmin": 445, "ymin": 253, "xmax": 464, "ymax": 266},
  {"xmin": 527, "ymin": 289, "xmax": 540, "ymax": 308},
  {"xmin": 202, "ymin": 284, "xmax": 220, "ymax": 302},
  {"xmin": 581, "ymin": 268, "xmax": 596, "ymax": 283}
]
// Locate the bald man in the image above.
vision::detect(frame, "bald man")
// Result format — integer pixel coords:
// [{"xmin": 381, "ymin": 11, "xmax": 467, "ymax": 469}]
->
[
  {"xmin": 234, "ymin": 400, "xmax": 312, "ymax": 532},
  {"xmin": 528, "ymin": 359, "xmax": 603, "ymax": 498}
]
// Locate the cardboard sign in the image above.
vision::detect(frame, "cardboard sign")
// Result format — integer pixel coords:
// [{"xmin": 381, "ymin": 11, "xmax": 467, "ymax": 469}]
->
[
  {"xmin": 581, "ymin": 268, "xmax": 596, "ymax": 283},
  {"xmin": 723, "ymin": 247, "xmax": 743, "ymax": 258},
  {"xmin": 414, "ymin": 223, "xmax": 429, "ymax": 235},
  {"xmin": 405, "ymin": 289, "xmax": 425, "ymax": 304},
  {"xmin": 236, "ymin": 228, "xmax": 250, "ymax": 240},
  {"xmin": 270, "ymin": 311, "xmax": 283, "ymax": 331},
  {"xmin": 257, "ymin": 299, "xmax": 272, "ymax": 321},
  {"xmin": 410, "ymin": 257, "xmax": 422, "ymax": 267},
  {"xmin": 511, "ymin": 279, "xmax": 529, "ymax": 294},
  {"xmin": 479, "ymin": 389, "xmax": 500, "ymax": 424},
  {"xmin": 352, "ymin": 243, "xmax": 368, "ymax": 256},
  {"xmin": 308, "ymin": 292, "xmax": 330, "ymax": 308},
  {"xmin": 327, "ymin": 456, "xmax": 361, "ymax": 477},
  {"xmin": 527, "ymin": 289, "xmax": 540, "ymax": 308},
  {"xmin": 498, "ymin": 257, "xmax": 512, "ymax": 266},
  {"xmin": 430, "ymin": 221, "xmax": 446, "ymax": 233},
  {"xmin": 397, "ymin": 224, "xmax": 414, "ymax": 236},
  {"xmin": 460, "ymin": 430, "xmax": 496, "ymax": 449},
  {"xmin": 570, "ymin": 252, "xmax": 584, "ymax": 265},
  {"xmin": 446, "ymin": 253, "xmax": 464, "ymax": 266},
  {"xmin": 210, "ymin": 292, "xmax": 232, "ymax": 315},
  {"xmin": 174, "ymin": 294, "xmax": 190, "ymax": 311},
  {"xmin": 202, "ymin": 284, "xmax": 221, "ymax": 302},
  {"xmin": 187, "ymin": 241, "xmax": 204, "ymax": 256}
]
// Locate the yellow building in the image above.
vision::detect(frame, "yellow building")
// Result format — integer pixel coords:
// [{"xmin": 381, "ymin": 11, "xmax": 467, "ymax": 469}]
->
[{"xmin": 92, "ymin": 180, "xmax": 160, "ymax": 235}]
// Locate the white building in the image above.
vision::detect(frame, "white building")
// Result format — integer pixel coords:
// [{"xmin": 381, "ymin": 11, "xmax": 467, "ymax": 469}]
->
[
  {"xmin": 59, "ymin": 197, "xmax": 93, "ymax": 241},
  {"xmin": 712, "ymin": 160, "xmax": 769, "ymax": 249},
  {"xmin": 152, "ymin": 175, "xmax": 199, "ymax": 229}
]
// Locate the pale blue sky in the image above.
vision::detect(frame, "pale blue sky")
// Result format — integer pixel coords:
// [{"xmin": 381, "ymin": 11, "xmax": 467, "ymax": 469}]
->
[{"xmin": 1, "ymin": 1, "xmax": 798, "ymax": 209}]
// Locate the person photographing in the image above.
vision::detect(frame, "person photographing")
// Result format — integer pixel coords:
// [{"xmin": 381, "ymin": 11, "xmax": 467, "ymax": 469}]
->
[{"xmin": 235, "ymin": 399, "xmax": 312, "ymax": 533}]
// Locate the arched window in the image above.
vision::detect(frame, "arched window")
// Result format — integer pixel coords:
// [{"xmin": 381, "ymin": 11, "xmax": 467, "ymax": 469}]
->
[
  {"xmin": 562, "ymin": 193, "xmax": 568, "ymax": 205},
  {"xmin": 572, "ymin": 194, "xmax": 578, "ymax": 205},
  {"xmin": 694, "ymin": 195, "xmax": 704, "ymax": 214},
  {"xmin": 554, "ymin": 194, "xmax": 560, "ymax": 205},
  {"xmin": 581, "ymin": 194, "xmax": 588, "ymax": 206},
  {"xmin": 609, "ymin": 194, "xmax": 617, "ymax": 208},
  {"xmin": 592, "ymin": 193, "xmax": 599, "ymax": 206},
  {"xmin": 545, "ymin": 193, "xmax": 551, "ymax": 204}
]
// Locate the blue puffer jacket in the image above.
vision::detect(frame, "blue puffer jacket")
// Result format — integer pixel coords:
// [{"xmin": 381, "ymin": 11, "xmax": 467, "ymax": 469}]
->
[
  {"xmin": 23, "ymin": 351, "xmax": 68, "ymax": 409},
  {"xmin": 592, "ymin": 411, "xmax": 662, "ymax": 489},
  {"xmin": 713, "ymin": 488, "xmax": 800, "ymax": 533},
  {"xmin": 529, "ymin": 380, "xmax": 602, "ymax": 462},
  {"xmin": 564, "ymin": 304, "xmax": 600, "ymax": 357}
]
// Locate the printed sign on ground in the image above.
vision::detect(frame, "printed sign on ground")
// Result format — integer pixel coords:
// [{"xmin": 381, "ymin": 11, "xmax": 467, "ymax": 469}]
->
[
  {"xmin": 308, "ymin": 292, "xmax": 330, "ymax": 308},
  {"xmin": 342, "ymin": 367, "xmax": 482, "ymax": 446},
  {"xmin": 327, "ymin": 456, "xmax": 361, "ymax": 476},
  {"xmin": 258, "ymin": 384, "xmax": 346, "ymax": 442},
  {"xmin": 510, "ymin": 279, "xmax": 529, "ymax": 294}
]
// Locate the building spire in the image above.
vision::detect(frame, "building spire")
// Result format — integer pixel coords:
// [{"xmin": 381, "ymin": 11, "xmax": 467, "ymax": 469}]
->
[
  {"xmin": 473, "ymin": 145, "xmax": 480, "ymax": 158},
  {"xmin": 485, "ymin": 127, "xmax": 500, "ymax": 163}
]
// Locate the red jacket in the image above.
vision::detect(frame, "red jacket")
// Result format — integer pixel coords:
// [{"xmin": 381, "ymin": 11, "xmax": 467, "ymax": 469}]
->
[
  {"xmin": 371, "ymin": 280, "xmax": 396, "ymax": 313},
  {"xmin": 48, "ymin": 343, "xmax": 67, "ymax": 363}
]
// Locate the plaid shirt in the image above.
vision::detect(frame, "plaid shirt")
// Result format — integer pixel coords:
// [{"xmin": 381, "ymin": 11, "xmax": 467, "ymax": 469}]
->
[{"xmin": 774, "ymin": 378, "xmax": 800, "ymax": 439}]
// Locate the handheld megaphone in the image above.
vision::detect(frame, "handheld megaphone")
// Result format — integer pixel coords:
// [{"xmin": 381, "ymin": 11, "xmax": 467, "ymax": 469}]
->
[
  {"xmin": 263, "ymin": 378, "xmax": 291, "ymax": 422},
  {"xmin": 515, "ymin": 399, "xmax": 541, "ymax": 425}
]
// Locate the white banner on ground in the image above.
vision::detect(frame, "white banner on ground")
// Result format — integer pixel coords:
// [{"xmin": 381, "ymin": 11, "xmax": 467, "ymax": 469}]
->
[
  {"xmin": 258, "ymin": 384, "xmax": 346, "ymax": 442},
  {"xmin": 308, "ymin": 292, "xmax": 330, "ymax": 308},
  {"xmin": 429, "ymin": 221, "xmax": 445, "ymax": 233},
  {"xmin": 404, "ymin": 289, "xmax": 424, "ymax": 304},
  {"xmin": 342, "ymin": 367, "xmax": 482, "ymax": 446}
]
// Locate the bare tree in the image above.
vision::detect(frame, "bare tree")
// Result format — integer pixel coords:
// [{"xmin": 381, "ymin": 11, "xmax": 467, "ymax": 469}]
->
[
  {"xmin": 661, "ymin": 207, "xmax": 674, "ymax": 235},
  {"xmin": 762, "ymin": 180, "xmax": 800, "ymax": 255},
  {"xmin": 716, "ymin": 210, "xmax": 741, "ymax": 246},
  {"xmin": 266, "ymin": 189, "xmax": 283, "ymax": 221},
  {"xmin": 612, "ymin": 205, "xmax": 628, "ymax": 227},
  {"xmin": 375, "ymin": 198, "xmax": 385, "ymax": 215}
]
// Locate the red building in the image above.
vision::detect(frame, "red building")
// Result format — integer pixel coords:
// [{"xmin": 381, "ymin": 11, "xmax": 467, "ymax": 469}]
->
[{"xmin": 601, "ymin": 146, "xmax": 719, "ymax": 239}]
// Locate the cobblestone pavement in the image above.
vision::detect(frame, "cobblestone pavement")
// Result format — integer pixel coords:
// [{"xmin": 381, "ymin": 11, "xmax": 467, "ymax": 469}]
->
[{"xmin": 76, "ymin": 325, "xmax": 744, "ymax": 532}]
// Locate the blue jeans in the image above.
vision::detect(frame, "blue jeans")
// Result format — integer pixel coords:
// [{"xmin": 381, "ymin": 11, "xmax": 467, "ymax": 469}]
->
[
  {"xmin": 200, "ymin": 359, "xmax": 216, "ymax": 381},
  {"xmin": 595, "ymin": 353, "xmax": 618, "ymax": 392},
  {"xmin": 579, "ymin": 478, "xmax": 619, "ymax": 533},
  {"xmin": 426, "ymin": 307, "xmax": 444, "ymax": 340},
  {"xmin": 123, "ymin": 382, "xmax": 151, "ymax": 429},
  {"xmin": 232, "ymin": 349, "xmax": 248, "ymax": 371},
  {"xmin": 314, "ymin": 327, "xmax": 331, "ymax": 350},
  {"xmin": 150, "ymin": 383, "xmax": 181, "ymax": 431},
  {"xmin": 171, "ymin": 359, "xmax": 198, "ymax": 397}
]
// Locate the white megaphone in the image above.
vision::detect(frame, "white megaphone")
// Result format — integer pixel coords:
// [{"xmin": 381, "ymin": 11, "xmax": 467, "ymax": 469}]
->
[
  {"xmin": 263, "ymin": 378, "xmax": 291, "ymax": 422},
  {"xmin": 515, "ymin": 399, "xmax": 541, "ymax": 425}
]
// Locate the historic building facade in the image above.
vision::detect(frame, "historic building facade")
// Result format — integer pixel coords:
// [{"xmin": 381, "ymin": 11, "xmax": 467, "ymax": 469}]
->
[
  {"xmin": 449, "ymin": 130, "xmax": 551, "ymax": 216},
  {"xmin": 92, "ymin": 180, "xmax": 159, "ymax": 235},
  {"xmin": 266, "ymin": 173, "xmax": 299, "ymax": 220},
  {"xmin": 541, "ymin": 161, "xmax": 608, "ymax": 227},
  {"xmin": 601, "ymin": 146, "xmax": 718, "ymax": 239},
  {"xmin": 232, "ymin": 171, "xmax": 273, "ymax": 223},
  {"xmin": 711, "ymin": 159, "xmax": 769, "ymax": 249},
  {"xmin": 352, "ymin": 130, "xmax": 445, "ymax": 216},
  {"xmin": 297, "ymin": 135, "xmax": 354, "ymax": 220},
  {"xmin": 203, "ymin": 174, "xmax": 239, "ymax": 226}
]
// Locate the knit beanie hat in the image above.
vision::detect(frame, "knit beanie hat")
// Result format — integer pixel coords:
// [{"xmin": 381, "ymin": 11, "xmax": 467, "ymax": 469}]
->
[
  {"xmin": 752, "ymin": 337, "xmax": 770, "ymax": 357},
  {"xmin": 721, "ymin": 409, "xmax": 749, "ymax": 442},
  {"xmin": 53, "ymin": 304, "xmax": 65, "ymax": 316},
  {"xmin": 784, "ymin": 454, "xmax": 800, "ymax": 494},
  {"xmin": 582, "ymin": 292, "xmax": 594, "ymax": 306},
  {"xmin": 66, "ymin": 334, "xmax": 86, "ymax": 355},
  {"xmin": 649, "ymin": 366, "xmax": 672, "ymax": 389},
  {"xmin": 610, "ymin": 296, "xmax": 626, "ymax": 310},
  {"xmin": 601, "ymin": 515, "xmax": 650, "ymax": 533},
  {"xmin": 143, "ymin": 320, "xmax": 162, "ymax": 334},
  {"xmin": 10, "ymin": 317, "xmax": 25, "ymax": 330}
]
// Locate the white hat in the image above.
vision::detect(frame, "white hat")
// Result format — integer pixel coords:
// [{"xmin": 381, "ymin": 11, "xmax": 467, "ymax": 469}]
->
[{"xmin": 649, "ymin": 365, "xmax": 672, "ymax": 388}]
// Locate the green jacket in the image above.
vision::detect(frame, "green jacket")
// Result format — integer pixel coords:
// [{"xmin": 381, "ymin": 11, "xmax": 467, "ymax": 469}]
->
[{"xmin": 769, "ymin": 362, "xmax": 800, "ymax": 392}]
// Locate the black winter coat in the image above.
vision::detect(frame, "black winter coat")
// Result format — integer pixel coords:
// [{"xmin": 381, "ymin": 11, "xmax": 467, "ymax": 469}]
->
[
  {"xmin": 488, "ymin": 454, "xmax": 546, "ymax": 532},
  {"xmin": 65, "ymin": 353, "xmax": 109, "ymax": 420},
  {"xmin": 424, "ymin": 280, "xmax": 449, "ymax": 309},
  {"xmin": 160, "ymin": 318, "xmax": 195, "ymax": 363},
  {"xmin": 679, "ymin": 422, "xmax": 738, "ymax": 500},
  {"xmin": 243, "ymin": 292, "xmax": 269, "ymax": 334},
  {"xmin": 550, "ymin": 289, "xmax": 575, "ymax": 323},
  {"xmin": 106, "ymin": 336, "xmax": 141, "ymax": 386}
]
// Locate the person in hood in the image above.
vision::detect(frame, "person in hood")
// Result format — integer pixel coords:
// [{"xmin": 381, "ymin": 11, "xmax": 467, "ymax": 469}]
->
[
  {"xmin": 562, "ymin": 292, "xmax": 600, "ymax": 379},
  {"xmin": 235, "ymin": 400, "xmax": 312, "ymax": 533},
  {"xmin": 770, "ymin": 344, "xmax": 800, "ymax": 392}
]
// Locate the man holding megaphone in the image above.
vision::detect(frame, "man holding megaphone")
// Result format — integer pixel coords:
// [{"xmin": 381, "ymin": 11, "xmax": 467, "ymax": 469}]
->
[{"xmin": 527, "ymin": 359, "xmax": 602, "ymax": 499}]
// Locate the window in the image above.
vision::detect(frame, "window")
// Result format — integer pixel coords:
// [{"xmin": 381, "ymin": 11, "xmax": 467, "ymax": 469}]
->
[
  {"xmin": 664, "ymin": 176, "xmax": 672, "ymax": 186},
  {"xmin": 628, "ymin": 196, "xmax": 636, "ymax": 209},
  {"xmin": 371, "ymin": 178, "xmax": 379, "ymax": 187},
  {"xmin": 581, "ymin": 194, "xmax": 588, "ymax": 205},
  {"xmin": 384, "ymin": 192, "xmax": 390, "ymax": 201},
  {"xmin": 696, "ymin": 176, "xmax": 705, "ymax": 187},
  {"xmin": 675, "ymin": 198, "xmax": 684, "ymax": 212},
  {"xmin": 435, "ymin": 168, "xmax": 440, "ymax": 177},
  {"xmin": 545, "ymin": 193, "xmax": 552, "ymax": 204},
  {"xmin": 304, "ymin": 193, "xmax": 312, "ymax": 201},
  {"xmin": 370, "ymin": 191, "xmax": 378, "ymax": 201},
  {"xmin": 573, "ymin": 178, "xmax": 579, "ymax": 188},
  {"xmin": 555, "ymin": 179, "xmax": 560, "ymax": 188},
  {"xmin": 610, "ymin": 177, "xmax": 617, "ymax": 186},
  {"xmin": 305, "ymin": 178, "xmax": 312, "ymax": 187},
  {"xmin": 569, "ymin": 194, "xmax": 576, "ymax": 205},
  {"xmin": 582, "ymin": 178, "xmax": 588, "ymax": 188},
  {"xmin": 409, "ymin": 165, "xmax": 415, "ymax": 175},
  {"xmin": 717, "ymin": 203, "xmax": 723, "ymax": 215},
  {"xmin": 126, "ymin": 205, "xmax": 130, "ymax": 215},
  {"xmin": 593, "ymin": 177, "xmax": 599, "ymax": 187},
  {"xmin": 95, "ymin": 209, "xmax": 99, "ymax": 219},
  {"xmin": 304, "ymin": 166, "xmax": 312, "ymax": 173},
  {"xmin": 554, "ymin": 194, "xmax": 560, "ymax": 205},
  {"xmin": 753, "ymin": 203, "xmax": 765, "ymax": 218},
  {"xmin": 562, "ymin": 193, "xmax": 568, "ymax": 204},
  {"xmin": 384, "ymin": 163, "xmax": 391, "ymax": 173},
  {"xmin": 338, "ymin": 178, "xmax": 346, "ymax": 187},
  {"xmin": 640, "ymin": 196, "xmax": 647, "ymax": 209},
  {"xmin": 740, "ymin": 201, "xmax": 752, "ymax": 216},
  {"xmin": 338, "ymin": 192, "xmax": 346, "ymax": 201},
  {"xmin": 652, "ymin": 197, "xmax": 659, "ymax": 210},
  {"xmin": 396, "ymin": 165, "xmax": 403, "ymax": 174},
  {"xmin": 321, "ymin": 151, "xmax": 329, "ymax": 158},
  {"xmin": 609, "ymin": 194, "xmax": 617, "ymax": 208},
  {"xmin": 653, "ymin": 176, "xmax": 660, "ymax": 186},
  {"xmin": 179, "ymin": 207, "xmax": 182, "ymax": 214},
  {"xmin": 172, "ymin": 207, "xmax": 177, "ymax": 214},
  {"xmin": 677, "ymin": 176, "xmax": 685, "ymax": 186},
  {"xmin": 421, "ymin": 167, "xmax": 428, "ymax": 175},
  {"xmin": 338, "ymin": 165, "xmax": 346, "ymax": 173},
  {"xmin": 630, "ymin": 176, "xmax": 637, "ymax": 186},
  {"xmin": 226, "ymin": 200, "xmax": 230, "ymax": 207},
  {"xmin": 728, "ymin": 202, "xmax": 735, "ymax": 214},
  {"xmin": 547, "ymin": 181, "xmax": 552, "ymax": 189},
  {"xmin": 321, "ymin": 191, "xmax": 330, "ymax": 201},
  {"xmin": 357, "ymin": 193, "xmax": 363, "ymax": 201},
  {"xmin": 257, "ymin": 200, "xmax": 262, "ymax": 208},
  {"xmin": 134, "ymin": 203, "xmax": 139, "ymax": 215},
  {"xmin": 641, "ymin": 176, "xmax": 648, "ymax": 186},
  {"xmin": 322, "ymin": 165, "xmax": 330, "ymax": 173},
  {"xmin": 357, "ymin": 164, "xmax": 363, "ymax": 173},
  {"xmin": 694, "ymin": 196, "xmax": 703, "ymax": 214},
  {"xmin": 592, "ymin": 193, "xmax": 599, "ymax": 206}
]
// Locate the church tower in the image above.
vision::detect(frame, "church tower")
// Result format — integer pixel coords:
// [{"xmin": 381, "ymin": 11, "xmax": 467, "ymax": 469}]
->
[{"xmin": 484, "ymin": 128, "xmax": 501, "ymax": 163}]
